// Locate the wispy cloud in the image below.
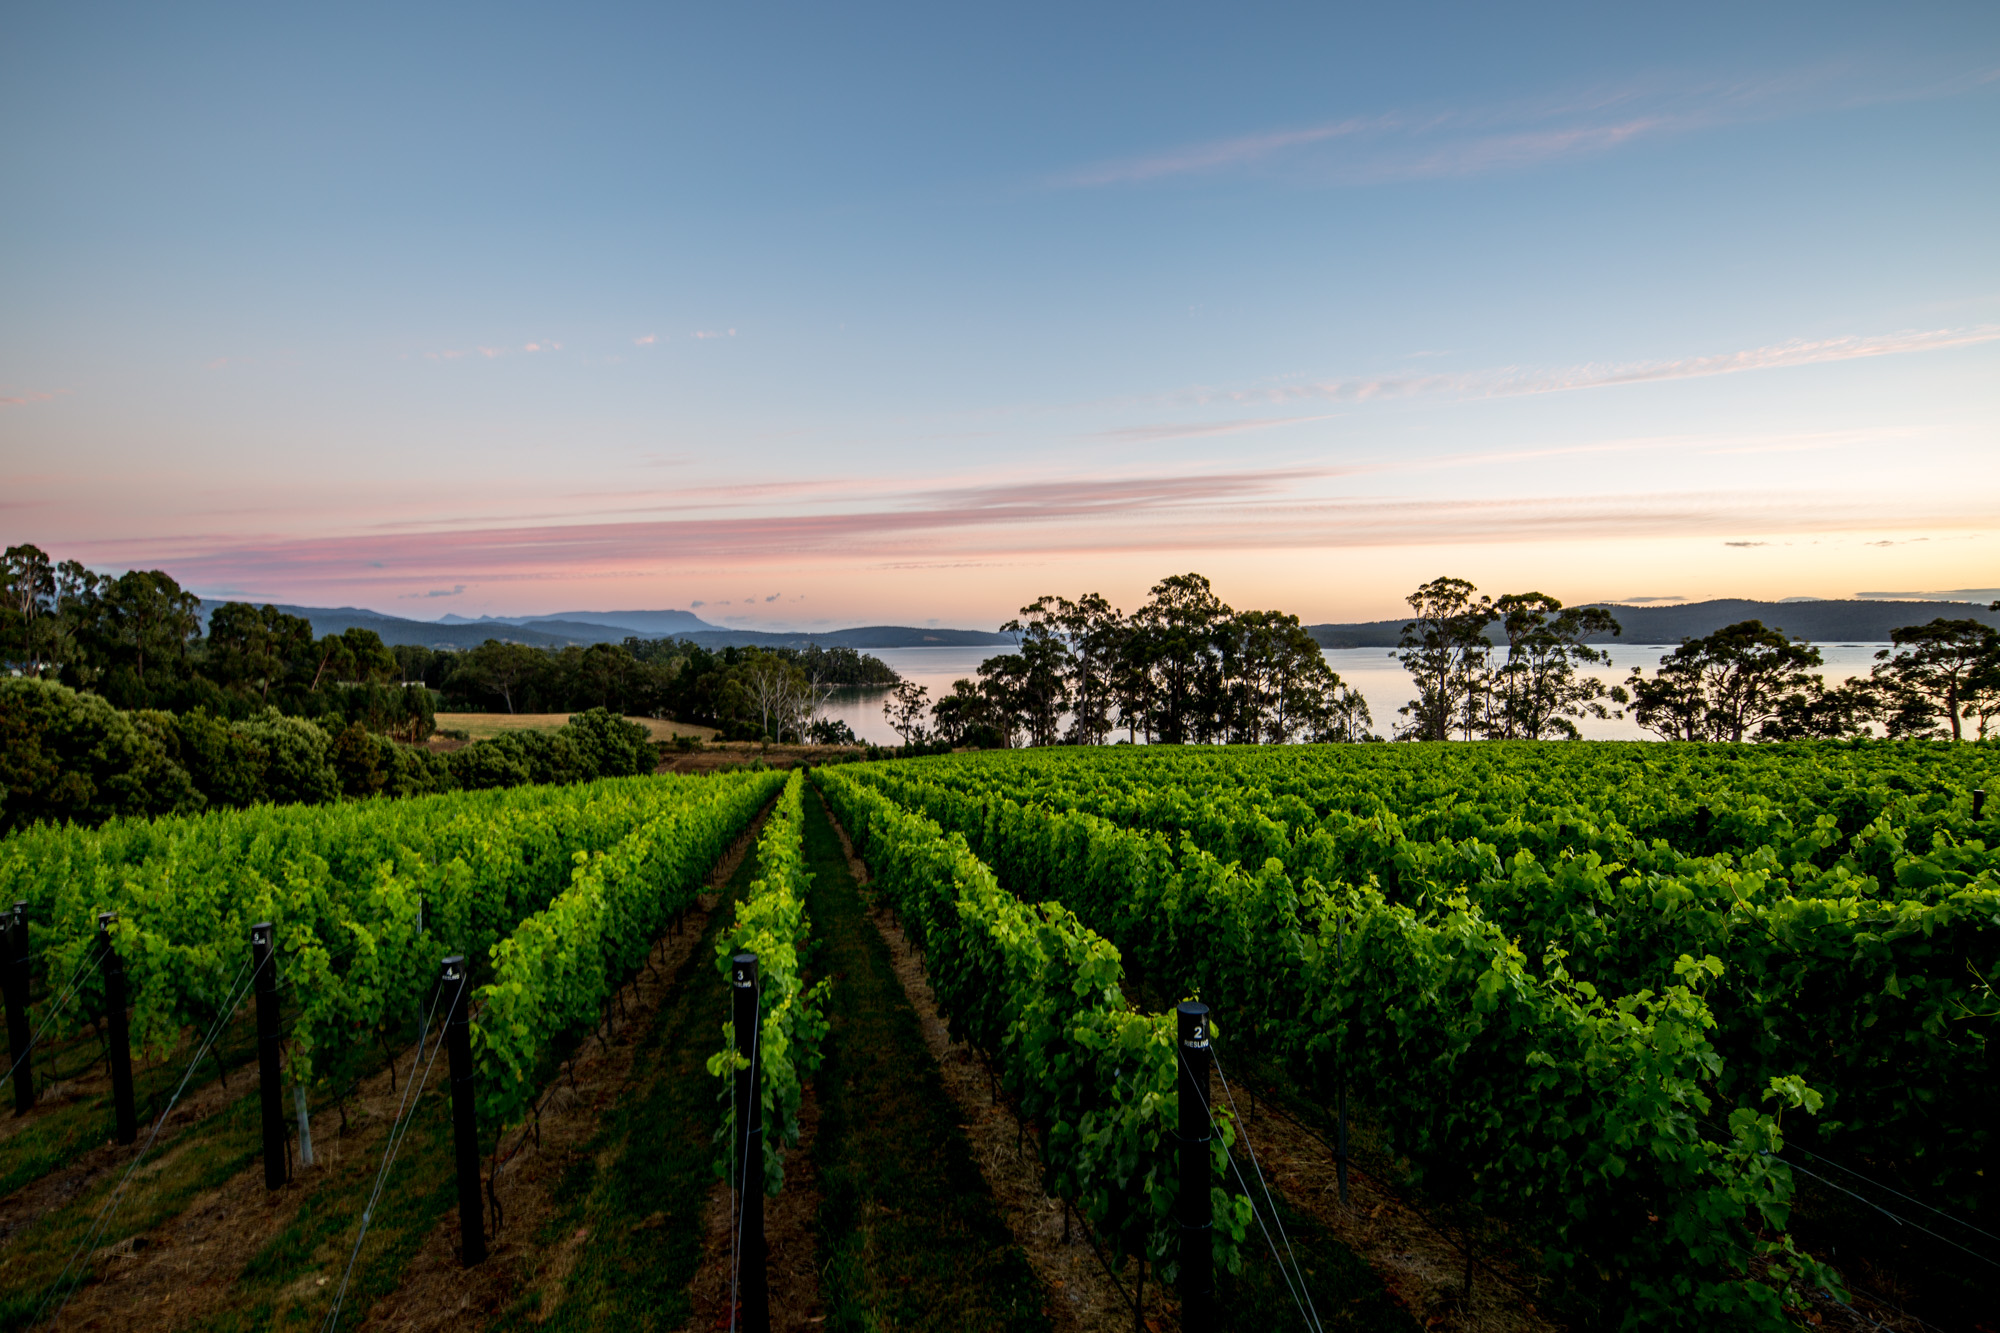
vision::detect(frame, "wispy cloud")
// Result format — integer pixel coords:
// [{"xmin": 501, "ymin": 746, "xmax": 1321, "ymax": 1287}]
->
[
  {"xmin": 1856, "ymin": 587, "xmax": 2000, "ymax": 601},
  {"xmin": 693, "ymin": 328, "xmax": 737, "ymax": 340},
  {"xmin": 1053, "ymin": 63, "xmax": 1998, "ymax": 189},
  {"xmin": 1093, "ymin": 413, "xmax": 1339, "ymax": 444},
  {"xmin": 1056, "ymin": 117, "xmax": 1391, "ymax": 186},
  {"xmin": 634, "ymin": 333, "xmax": 657, "ymax": 346},
  {"xmin": 70, "ymin": 463, "xmax": 2000, "ymax": 596},
  {"xmin": 400, "ymin": 584, "xmax": 468, "ymax": 599},
  {"xmin": 0, "ymin": 388, "xmax": 68, "ymax": 408},
  {"xmin": 1182, "ymin": 325, "xmax": 2000, "ymax": 411}
]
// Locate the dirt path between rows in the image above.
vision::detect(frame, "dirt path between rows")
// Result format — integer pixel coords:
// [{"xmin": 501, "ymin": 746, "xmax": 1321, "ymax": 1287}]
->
[
  {"xmin": 821, "ymin": 794, "xmax": 1132, "ymax": 1333},
  {"xmin": 359, "ymin": 804, "xmax": 780, "ymax": 1332},
  {"xmin": 820, "ymin": 792, "xmax": 1575, "ymax": 1333}
]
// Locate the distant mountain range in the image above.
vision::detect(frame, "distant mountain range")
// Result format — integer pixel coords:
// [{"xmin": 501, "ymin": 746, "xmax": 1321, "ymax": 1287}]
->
[
  {"xmin": 1307, "ymin": 598, "xmax": 2000, "ymax": 649},
  {"xmin": 435, "ymin": 609, "xmax": 719, "ymax": 635},
  {"xmin": 194, "ymin": 600, "xmax": 1013, "ymax": 651}
]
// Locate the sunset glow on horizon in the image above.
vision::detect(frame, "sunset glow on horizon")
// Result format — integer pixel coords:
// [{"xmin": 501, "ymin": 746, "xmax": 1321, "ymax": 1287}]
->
[{"xmin": 4, "ymin": 3, "xmax": 1995, "ymax": 629}]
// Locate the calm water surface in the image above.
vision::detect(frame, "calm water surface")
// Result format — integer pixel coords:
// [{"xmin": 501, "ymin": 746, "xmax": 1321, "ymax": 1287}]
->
[{"xmin": 817, "ymin": 644, "xmax": 1894, "ymax": 746}]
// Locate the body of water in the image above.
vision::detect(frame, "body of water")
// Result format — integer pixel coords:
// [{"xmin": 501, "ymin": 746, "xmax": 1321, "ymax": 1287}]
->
[{"xmin": 816, "ymin": 644, "xmax": 1893, "ymax": 746}]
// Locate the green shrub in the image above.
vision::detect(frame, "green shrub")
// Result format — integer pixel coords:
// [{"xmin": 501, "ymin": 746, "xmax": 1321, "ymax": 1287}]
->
[
  {"xmin": 562, "ymin": 707, "xmax": 655, "ymax": 777},
  {"xmin": 0, "ymin": 678, "xmax": 200, "ymax": 832}
]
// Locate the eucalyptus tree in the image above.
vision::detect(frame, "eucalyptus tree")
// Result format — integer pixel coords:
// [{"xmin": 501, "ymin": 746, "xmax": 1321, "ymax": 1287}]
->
[
  {"xmin": 995, "ymin": 596, "xmax": 1076, "ymax": 747},
  {"xmin": 1871, "ymin": 618, "xmax": 2000, "ymax": 740},
  {"xmin": 1056, "ymin": 591, "xmax": 1125, "ymax": 745},
  {"xmin": 1482, "ymin": 593, "xmax": 1623, "ymax": 739},
  {"xmin": 1126, "ymin": 572, "xmax": 1232, "ymax": 744},
  {"xmin": 1395, "ymin": 576, "xmax": 1493, "ymax": 741},
  {"xmin": 1626, "ymin": 621, "xmax": 1824, "ymax": 742},
  {"xmin": 0, "ymin": 543, "xmax": 56, "ymax": 672},
  {"xmin": 204, "ymin": 603, "xmax": 314, "ymax": 703}
]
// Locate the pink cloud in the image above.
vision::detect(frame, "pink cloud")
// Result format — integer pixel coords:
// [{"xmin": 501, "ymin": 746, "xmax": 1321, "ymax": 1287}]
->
[
  {"xmin": 65, "ymin": 463, "xmax": 2000, "ymax": 599},
  {"xmin": 0, "ymin": 388, "xmax": 66, "ymax": 408},
  {"xmin": 634, "ymin": 333, "xmax": 657, "ymax": 346}
]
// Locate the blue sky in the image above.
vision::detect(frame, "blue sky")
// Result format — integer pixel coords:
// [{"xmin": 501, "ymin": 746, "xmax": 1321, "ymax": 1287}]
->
[{"xmin": 3, "ymin": 1, "xmax": 1996, "ymax": 627}]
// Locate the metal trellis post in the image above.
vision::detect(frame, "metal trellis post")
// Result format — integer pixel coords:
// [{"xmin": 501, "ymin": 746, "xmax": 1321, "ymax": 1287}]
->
[
  {"xmin": 442, "ymin": 954, "xmax": 487, "ymax": 1265},
  {"xmin": 98, "ymin": 912, "xmax": 136, "ymax": 1143},
  {"xmin": 6, "ymin": 903, "xmax": 35, "ymax": 1114},
  {"xmin": 252, "ymin": 922, "xmax": 286, "ymax": 1188},
  {"xmin": 1177, "ymin": 1001, "xmax": 1213, "ymax": 1333},
  {"xmin": 733, "ymin": 952, "xmax": 768, "ymax": 1333}
]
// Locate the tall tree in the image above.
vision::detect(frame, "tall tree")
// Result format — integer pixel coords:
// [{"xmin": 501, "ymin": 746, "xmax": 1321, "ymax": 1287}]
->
[
  {"xmin": 456, "ymin": 639, "xmax": 547, "ymax": 713},
  {"xmin": 1395, "ymin": 577, "xmax": 1493, "ymax": 741},
  {"xmin": 1626, "ymin": 621, "xmax": 1823, "ymax": 742},
  {"xmin": 205, "ymin": 603, "xmax": 314, "ymax": 703},
  {"xmin": 1128, "ymin": 572, "xmax": 1232, "ymax": 744},
  {"xmin": 882, "ymin": 680, "xmax": 932, "ymax": 747},
  {"xmin": 89, "ymin": 569, "xmax": 203, "ymax": 697},
  {"xmin": 994, "ymin": 596, "xmax": 1074, "ymax": 746},
  {"xmin": 1057, "ymin": 592, "xmax": 1125, "ymax": 745},
  {"xmin": 0, "ymin": 544, "xmax": 56, "ymax": 672},
  {"xmin": 741, "ymin": 650, "xmax": 809, "ymax": 741},
  {"xmin": 1871, "ymin": 618, "xmax": 2000, "ymax": 741},
  {"xmin": 1482, "ymin": 593, "xmax": 1623, "ymax": 740}
]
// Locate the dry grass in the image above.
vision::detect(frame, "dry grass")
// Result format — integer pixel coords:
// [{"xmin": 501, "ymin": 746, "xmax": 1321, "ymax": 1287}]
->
[{"xmin": 432, "ymin": 713, "xmax": 718, "ymax": 743}]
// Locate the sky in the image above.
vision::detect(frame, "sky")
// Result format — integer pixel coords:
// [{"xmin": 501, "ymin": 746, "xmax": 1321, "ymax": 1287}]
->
[{"xmin": 3, "ymin": 1, "xmax": 1997, "ymax": 631}]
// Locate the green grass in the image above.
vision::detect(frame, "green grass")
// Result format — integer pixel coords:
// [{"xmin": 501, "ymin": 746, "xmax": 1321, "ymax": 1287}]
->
[
  {"xmin": 802, "ymin": 793, "xmax": 1052, "ymax": 1333},
  {"xmin": 0, "ymin": 1080, "xmax": 262, "ymax": 1330},
  {"xmin": 194, "ymin": 1088, "xmax": 460, "ymax": 1333},
  {"xmin": 505, "ymin": 829, "xmax": 760, "ymax": 1332},
  {"xmin": 0, "ymin": 998, "xmax": 263, "ymax": 1202}
]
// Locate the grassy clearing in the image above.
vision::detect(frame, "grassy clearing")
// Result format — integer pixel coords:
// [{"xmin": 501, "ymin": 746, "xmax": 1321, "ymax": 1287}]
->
[
  {"xmin": 432, "ymin": 713, "xmax": 716, "ymax": 743},
  {"xmin": 801, "ymin": 795, "xmax": 1052, "ymax": 1333}
]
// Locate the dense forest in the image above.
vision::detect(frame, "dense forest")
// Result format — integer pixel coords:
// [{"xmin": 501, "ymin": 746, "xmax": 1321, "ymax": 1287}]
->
[{"xmin": 0, "ymin": 544, "xmax": 897, "ymax": 741}]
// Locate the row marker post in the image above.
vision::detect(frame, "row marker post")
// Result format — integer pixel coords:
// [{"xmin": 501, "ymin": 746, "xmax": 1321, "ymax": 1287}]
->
[
  {"xmin": 732, "ymin": 951, "xmax": 769, "ymax": 1333},
  {"xmin": 441, "ymin": 954, "xmax": 486, "ymax": 1265},
  {"xmin": 1177, "ymin": 1001, "xmax": 1213, "ymax": 1333},
  {"xmin": 6, "ymin": 903, "xmax": 34, "ymax": 1114}
]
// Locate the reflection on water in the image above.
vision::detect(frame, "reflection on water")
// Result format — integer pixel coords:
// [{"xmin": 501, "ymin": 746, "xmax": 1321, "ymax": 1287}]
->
[{"xmin": 815, "ymin": 644, "xmax": 1895, "ymax": 747}]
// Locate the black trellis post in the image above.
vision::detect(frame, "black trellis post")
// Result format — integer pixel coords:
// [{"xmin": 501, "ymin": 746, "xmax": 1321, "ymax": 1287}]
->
[
  {"xmin": 1177, "ymin": 1001, "xmax": 1213, "ymax": 1333},
  {"xmin": 732, "ymin": 952, "xmax": 768, "ymax": 1333},
  {"xmin": 1335, "ymin": 911, "xmax": 1349, "ymax": 1206},
  {"xmin": 252, "ymin": 922, "xmax": 286, "ymax": 1188},
  {"xmin": 97, "ymin": 913, "xmax": 136, "ymax": 1144},
  {"xmin": 6, "ymin": 903, "xmax": 35, "ymax": 1114},
  {"xmin": 1974, "ymin": 788, "xmax": 1987, "ymax": 821},
  {"xmin": 441, "ymin": 955, "xmax": 487, "ymax": 1265}
]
